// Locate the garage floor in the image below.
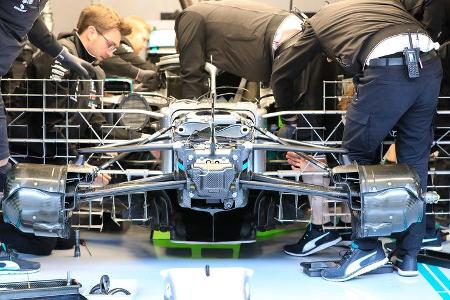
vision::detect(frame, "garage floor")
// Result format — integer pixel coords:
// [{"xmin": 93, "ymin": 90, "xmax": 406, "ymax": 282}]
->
[{"xmin": 0, "ymin": 225, "xmax": 449, "ymax": 300}]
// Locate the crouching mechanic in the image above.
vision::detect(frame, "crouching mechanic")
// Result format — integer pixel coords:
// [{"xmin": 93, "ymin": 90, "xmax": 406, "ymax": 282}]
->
[
  {"xmin": 271, "ymin": 0, "xmax": 442, "ymax": 281},
  {"xmin": 27, "ymin": 4, "xmax": 145, "ymax": 149},
  {"xmin": 0, "ymin": 0, "xmax": 95, "ymax": 274}
]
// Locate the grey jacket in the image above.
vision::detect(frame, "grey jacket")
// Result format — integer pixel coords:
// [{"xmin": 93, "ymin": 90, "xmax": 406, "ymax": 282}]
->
[{"xmin": 175, "ymin": 0, "xmax": 288, "ymax": 98}]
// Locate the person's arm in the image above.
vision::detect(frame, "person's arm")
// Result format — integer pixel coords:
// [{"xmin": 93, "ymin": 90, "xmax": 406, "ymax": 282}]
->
[
  {"xmin": 101, "ymin": 46, "xmax": 141, "ymax": 79},
  {"xmin": 271, "ymin": 24, "xmax": 322, "ymax": 111},
  {"xmin": 28, "ymin": 17, "xmax": 95, "ymax": 79},
  {"xmin": 422, "ymin": 0, "xmax": 444, "ymax": 41},
  {"xmin": 115, "ymin": 44, "xmax": 156, "ymax": 71},
  {"xmin": 27, "ymin": 16, "xmax": 62, "ymax": 57},
  {"xmin": 101, "ymin": 45, "xmax": 156, "ymax": 79},
  {"xmin": 175, "ymin": 11, "xmax": 208, "ymax": 99},
  {"xmin": 403, "ymin": 0, "xmax": 444, "ymax": 41}
]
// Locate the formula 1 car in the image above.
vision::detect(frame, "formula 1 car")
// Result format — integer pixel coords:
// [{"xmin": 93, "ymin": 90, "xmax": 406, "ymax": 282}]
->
[{"xmin": 1, "ymin": 60, "xmax": 439, "ymax": 243}]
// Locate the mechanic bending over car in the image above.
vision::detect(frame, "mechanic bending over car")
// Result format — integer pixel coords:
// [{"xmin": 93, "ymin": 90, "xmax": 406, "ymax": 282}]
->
[
  {"xmin": 392, "ymin": 0, "xmax": 448, "ymax": 252},
  {"xmin": 176, "ymin": 0, "xmax": 314, "ymax": 100},
  {"xmin": 271, "ymin": 0, "xmax": 442, "ymax": 281},
  {"xmin": 101, "ymin": 15, "xmax": 162, "ymax": 91},
  {"xmin": 283, "ymin": 0, "xmax": 446, "ymax": 259},
  {"xmin": 0, "ymin": 0, "xmax": 97, "ymax": 274}
]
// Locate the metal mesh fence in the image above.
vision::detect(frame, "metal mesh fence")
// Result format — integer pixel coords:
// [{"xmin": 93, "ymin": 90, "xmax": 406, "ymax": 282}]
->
[
  {"xmin": 3, "ymin": 78, "xmax": 449, "ymax": 230},
  {"xmin": 2, "ymin": 78, "xmax": 164, "ymax": 229}
]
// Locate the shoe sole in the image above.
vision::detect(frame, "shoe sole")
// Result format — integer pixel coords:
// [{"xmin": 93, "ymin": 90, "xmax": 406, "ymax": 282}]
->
[
  {"xmin": 385, "ymin": 245, "xmax": 443, "ymax": 252},
  {"xmin": 394, "ymin": 266, "xmax": 418, "ymax": 277},
  {"xmin": 421, "ymin": 245, "xmax": 443, "ymax": 251},
  {"xmin": 284, "ymin": 237, "xmax": 342, "ymax": 257},
  {"xmin": 321, "ymin": 257, "xmax": 389, "ymax": 282},
  {"xmin": 390, "ymin": 257, "xmax": 418, "ymax": 277},
  {"xmin": 0, "ymin": 268, "xmax": 40, "ymax": 275}
]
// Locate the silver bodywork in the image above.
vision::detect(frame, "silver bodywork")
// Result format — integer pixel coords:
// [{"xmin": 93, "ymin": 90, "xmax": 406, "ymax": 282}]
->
[
  {"xmin": 2, "ymin": 164, "xmax": 69, "ymax": 238},
  {"xmin": 356, "ymin": 164, "xmax": 425, "ymax": 238},
  {"xmin": 160, "ymin": 99, "xmax": 266, "ymax": 210}
]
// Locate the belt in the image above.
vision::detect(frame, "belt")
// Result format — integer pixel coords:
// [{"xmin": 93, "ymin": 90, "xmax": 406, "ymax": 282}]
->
[
  {"xmin": 368, "ymin": 50, "xmax": 438, "ymax": 67},
  {"xmin": 273, "ymin": 30, "xmax": 301, "ymax": 59}
]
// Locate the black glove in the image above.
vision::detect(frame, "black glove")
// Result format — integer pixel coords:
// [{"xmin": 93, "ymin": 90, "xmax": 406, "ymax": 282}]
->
[
  {"xmin": 136, "ymin": 69, "xmax": 161, "ymax": 91},
  {"xmin": 55, "ymin": 48, "xmax": 96, "ymax": 79},
  {"xmin": 136, "ymin": 69, "xmax": 157, "ymax": 83},
  {"xmin": 143, "ymin": 78, "xmax": 162, "ymax": 91}
]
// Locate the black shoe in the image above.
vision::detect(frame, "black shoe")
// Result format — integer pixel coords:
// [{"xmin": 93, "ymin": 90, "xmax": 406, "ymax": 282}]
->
[
  {"xmin": 384, "ymin": 230, "xmax": 446, "ymax": 253},
  {"xmin": 422, "ymin": 229, "xmax": 446, "ymax": 251},
  {"xmin": 283, "ymin": 225, "xmax": 342, "ymax": 257},
  {"xmin": 390, "ymin": 252, "xmax": 418, "ymax": 277},
  {"xmin": 321, "ymin": 243, "xmax": 388, "ymax": 282},
  {"xmin": 0, "ymin": 243, "xmax": 40, "ymax": 274}
]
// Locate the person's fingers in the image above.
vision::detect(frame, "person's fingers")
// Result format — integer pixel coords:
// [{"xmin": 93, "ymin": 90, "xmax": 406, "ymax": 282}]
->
[
  {"xmin": 286, "ymin": 151, "xmax": 299, "ymax": 159},
  {"xmin": 150, "ymin": 150, "xmax": 160, "ymax": 160},
  {"xmin": 101, "ymin": 174, "xmax": 111, "ymax": 185},
  {"xmin": 291, "ymin": 157, "xmax": 307, "ymax": 166},
  {"xmin": 287, "ymin": 158, "xmax": 303, "ymax": 168}
]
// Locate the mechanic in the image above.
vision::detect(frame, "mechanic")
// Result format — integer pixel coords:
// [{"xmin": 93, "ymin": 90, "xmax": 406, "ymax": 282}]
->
[
  {"xmin": 175, "ymin": 0, "xmax": 304, "ymax": 99},
  {"xmin": 271, "ymin": 0, "xmax": 442, "ymax": 281},
  {"xmin": 26, "ymin": 3, "xmax": 145, "ymax": 160},
  {"xmin": 284, "ymin": 0, "xmax": 447, "ymax": 259},
  {"xmin": 0, "ymin": 0, "xmax": 97, "ymax": 274},
  {"xmin": 0, "ymin": 4, "xmax": 139, "ymax": 259},
  {"xmin": 283, "ymin": 151, "xmax": 353, "ymax": 257},
  {"xmin": 101, "ymin": 16, "xmax": 161, "ymax": 91}
]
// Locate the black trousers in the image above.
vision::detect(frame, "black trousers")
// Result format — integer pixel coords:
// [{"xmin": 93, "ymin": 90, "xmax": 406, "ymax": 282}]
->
[
  {"xmin": 342, "ymin": 57, "xmax": 443, "ymax": 256},
  {"xmin": 0, "ymin": 222, "xmax": 75, "ymax": 256}
]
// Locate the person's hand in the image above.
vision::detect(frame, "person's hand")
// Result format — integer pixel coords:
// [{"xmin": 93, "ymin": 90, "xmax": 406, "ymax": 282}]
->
[
  {"xmin": 143, "ymin": 77, "xmax": 163, "ymax": 91},
  {"xmin": 55, "ymin": 48, "xmax": 96, "ymax": 79},
  {"xmin": 286, "ymin": 152, "xmax": 326, "ymax": 171},
  {"xmin": 93, "ymin": 173, "xmax": 112, "ymax": 187},
  {"xmin": 136, "ymin": 69, "xmax": 157, "ymax": 83}
]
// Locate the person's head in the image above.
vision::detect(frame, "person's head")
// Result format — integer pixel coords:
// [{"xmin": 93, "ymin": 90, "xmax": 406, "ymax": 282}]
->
[
  {"xmin": 76, "ymin": 4, "xmax": 131, "ymax": 61},
  {"xmin": 124, "ymin": 16, "xmax": 152, "ymax": 55}
]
